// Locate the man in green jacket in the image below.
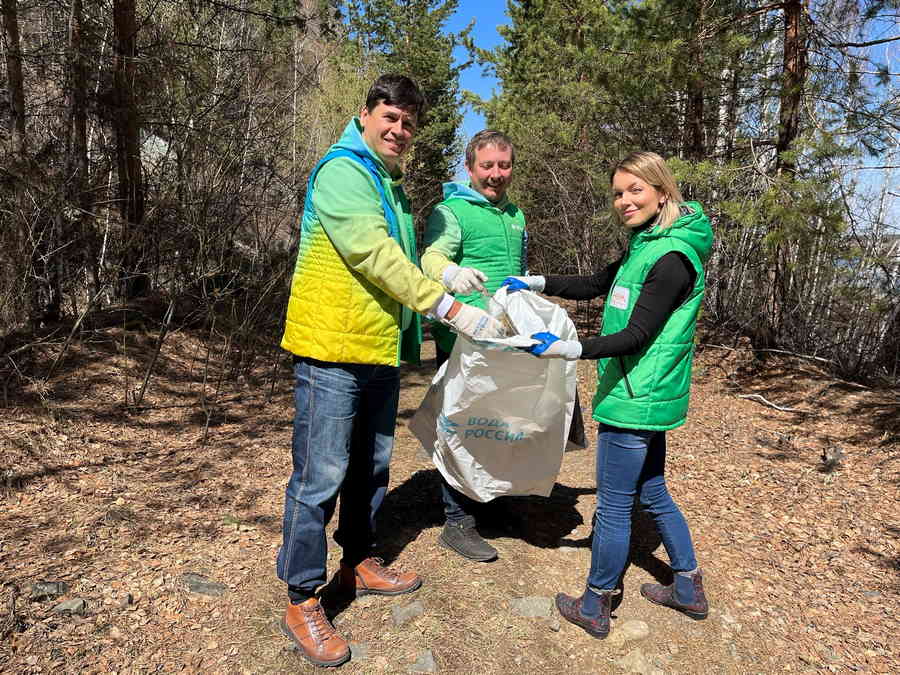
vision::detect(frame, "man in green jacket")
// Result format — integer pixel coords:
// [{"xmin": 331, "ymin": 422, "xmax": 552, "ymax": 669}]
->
[
  {"xmin": 278, "ymin": 75, "xmax": 505, "ymax": 668},
  {"xmin": 421, "ymin": 130, "xmax": 526, "ymax": 562}
]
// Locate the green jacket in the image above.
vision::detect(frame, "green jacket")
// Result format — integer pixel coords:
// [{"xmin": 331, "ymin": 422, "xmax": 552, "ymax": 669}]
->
[
  {"xmin": 422, "ymin": 182, "xmax": 526, "ymax": 353},
  {"xmin": 593, "ymin": 202, "xmax": 713, "ymax": 430},
  {"xmin": 280, "ymin": 118, "xmax": 445, "ymax": 366}
]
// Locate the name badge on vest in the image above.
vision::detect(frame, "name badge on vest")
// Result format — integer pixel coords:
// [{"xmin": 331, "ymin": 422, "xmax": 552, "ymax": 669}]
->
[{"xmin": 610, "ymin": 285, "xmax": 630, "ymax": 310}]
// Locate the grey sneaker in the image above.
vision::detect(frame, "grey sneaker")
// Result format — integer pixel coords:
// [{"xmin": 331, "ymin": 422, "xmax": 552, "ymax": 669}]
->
[{"xmin": 439, "ymin": 515, "xmax": 497, "ymax": 561}]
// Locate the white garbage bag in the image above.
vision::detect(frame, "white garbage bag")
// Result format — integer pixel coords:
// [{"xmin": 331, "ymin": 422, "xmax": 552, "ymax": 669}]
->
[{"xmin": 410, "ymin": 287, "xmax": 581, "ymax": 503}]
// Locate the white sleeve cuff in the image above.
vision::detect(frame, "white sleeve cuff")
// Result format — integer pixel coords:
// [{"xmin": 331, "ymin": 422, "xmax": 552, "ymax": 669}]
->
[
  {"xmin": 442, "ymin": 264, "xmax": 460, "ymax": 288},
  {"xmin": 430, "ymin": 293, "xmax": 456, "ymax": 320}
]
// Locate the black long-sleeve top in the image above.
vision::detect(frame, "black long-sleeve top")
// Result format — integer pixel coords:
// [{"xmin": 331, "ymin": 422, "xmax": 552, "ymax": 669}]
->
[{"xmin": 543, "ymin": 251, "xmax": 695, "ymax": 360}]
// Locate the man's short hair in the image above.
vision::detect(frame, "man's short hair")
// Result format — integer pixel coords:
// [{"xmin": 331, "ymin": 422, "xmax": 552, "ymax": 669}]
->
[
  {"xmin": 365, "ymin": 74, "xmax": 426, "ymax": 118},
  {"xmin": 465, "ymin": 130, "xmax": 515, "ymax": 168}
]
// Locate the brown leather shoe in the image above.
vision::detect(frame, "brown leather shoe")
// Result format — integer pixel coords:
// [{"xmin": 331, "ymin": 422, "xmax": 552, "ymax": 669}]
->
[
  {"xmin": 339, "ymin": 557, "xmax": 422, "ymax": 597},
  {"xmin": 280, "ymin": 598, "xmax": 350, "ymax": 667}
]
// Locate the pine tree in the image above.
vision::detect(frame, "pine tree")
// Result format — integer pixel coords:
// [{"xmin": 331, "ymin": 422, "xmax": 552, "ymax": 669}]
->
[{"xmin": 346, "ymin": 0, "xmax": 468, "ymax": 230}]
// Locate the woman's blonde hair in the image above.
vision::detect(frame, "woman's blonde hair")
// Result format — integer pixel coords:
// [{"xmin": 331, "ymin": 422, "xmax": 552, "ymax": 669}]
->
[{"xmin": 609, "ymin": 151, "xmax": 684, "ymax": 230}]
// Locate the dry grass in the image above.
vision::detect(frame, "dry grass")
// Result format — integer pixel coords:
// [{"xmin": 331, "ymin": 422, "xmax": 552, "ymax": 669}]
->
[{"xmin": 0, "ymin": 325, "xmax": 897, "ymax": 674}]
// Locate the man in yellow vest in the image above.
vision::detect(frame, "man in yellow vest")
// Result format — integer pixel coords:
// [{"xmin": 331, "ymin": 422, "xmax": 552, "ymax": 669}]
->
[
  {"xmin": 277, "ymin": 75, "xmax": 505, "ymax": 667},
  {"xmin": 421, "ymin": 130, "xmax": 525, "ymax": 562}
]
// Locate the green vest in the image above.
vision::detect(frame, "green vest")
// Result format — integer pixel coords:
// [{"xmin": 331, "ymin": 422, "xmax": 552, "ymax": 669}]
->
[
  {"xmin": 592, "ymin": 202, "xmax": 712, "ymax": 430},
  {"xmin": 432, "ymin": 197, "xmax": 526, "ymax": 353}
]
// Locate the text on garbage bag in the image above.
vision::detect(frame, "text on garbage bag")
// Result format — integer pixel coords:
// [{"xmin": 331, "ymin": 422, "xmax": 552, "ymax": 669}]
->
[{"xmin": 438, "ymin": 413, "xmax": 526, "ymax": 443}]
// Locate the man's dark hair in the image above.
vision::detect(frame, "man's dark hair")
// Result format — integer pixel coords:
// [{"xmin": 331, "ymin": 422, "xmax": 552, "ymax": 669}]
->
[
  {"xmin": 465, "ymin": 130, "xmax": 515, "ymax": 168},
  {"xmin": 365, "ymin": 74, "xmax": 426, "ymax": 118}
]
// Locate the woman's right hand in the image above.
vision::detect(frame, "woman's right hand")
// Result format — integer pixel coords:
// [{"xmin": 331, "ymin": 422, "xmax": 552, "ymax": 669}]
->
[{"xmin": 500, "ymin": 275, "xmax": 545, "ymax": 293}]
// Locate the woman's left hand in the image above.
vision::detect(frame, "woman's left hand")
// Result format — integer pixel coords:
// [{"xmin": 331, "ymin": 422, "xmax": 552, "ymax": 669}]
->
[{"xmin": 526, "ymin": 332, "xmax": 582, "ymax": 360}]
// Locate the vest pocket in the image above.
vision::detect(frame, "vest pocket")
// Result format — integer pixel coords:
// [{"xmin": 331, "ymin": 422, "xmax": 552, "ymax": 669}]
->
[{"xmin": 617, "ymin": 357, "xmax": 635, "ymax": 398}]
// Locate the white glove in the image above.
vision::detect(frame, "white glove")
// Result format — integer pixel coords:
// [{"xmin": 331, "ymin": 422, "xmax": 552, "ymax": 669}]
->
[
  {"xmin": 443, "ymin": 265, "xmax": 488, "ymax": 295},
  {"xmin": 501, "ymin": 275, "xmax": 546, "ymax": 293},
  {"xmin": 445, "ymin": 302, "xmax": 507, "ymax": 340}
]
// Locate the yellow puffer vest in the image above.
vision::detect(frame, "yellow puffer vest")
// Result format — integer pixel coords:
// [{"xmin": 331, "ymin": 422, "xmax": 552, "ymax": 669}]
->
[{"xmin": 281, "ymin": 139, "xmax": 426, "ymax": 365}]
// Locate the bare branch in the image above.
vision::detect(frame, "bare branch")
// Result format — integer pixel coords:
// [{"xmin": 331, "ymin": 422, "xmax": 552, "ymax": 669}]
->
[
  {"xmin": 737, "ymin": 393, "xmax": 810, "ymax": 413},
  {"xmin": 828, "ymin": 35, "xmax": 900, "ymax": 49}
]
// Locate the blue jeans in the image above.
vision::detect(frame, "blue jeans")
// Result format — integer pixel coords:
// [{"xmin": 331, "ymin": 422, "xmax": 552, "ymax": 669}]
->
[
  {"xmin": 587, "ymin": 424, "xmax": 698, "ymax": 592},
  {"xmin": 276, "ymin": 357, "xmax": 400, "ymax": 598},
  {"xmin": 441, "ymin": 478, "xmax": 480, "ymax": 523}
]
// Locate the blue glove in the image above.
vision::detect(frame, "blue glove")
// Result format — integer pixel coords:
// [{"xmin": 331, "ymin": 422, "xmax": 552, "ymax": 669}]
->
[
  {"xmin": 500, "ymin": 275, "xmax": 545, "ymax": 293},
  {"xmin": 526, "ymin": 332, "xmax": 582, "ymax": 360},
  {"xmin": 501, "ymin": 277, "xmax": 529, "ymax": 292},
  {"xmin": 527, "ymin": 332, "xmax": 558, "ymax": 355}
]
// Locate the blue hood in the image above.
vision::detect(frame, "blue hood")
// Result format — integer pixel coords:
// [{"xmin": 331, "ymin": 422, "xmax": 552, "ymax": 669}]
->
[{"xmin": 441, "ymin": 181, "xmax": 508, "ymax": 208}]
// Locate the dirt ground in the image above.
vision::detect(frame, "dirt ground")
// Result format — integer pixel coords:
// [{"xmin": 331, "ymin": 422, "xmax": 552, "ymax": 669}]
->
[{"xmin": 1, "ymin": 323, "xmax": 898, "ymax": 674}]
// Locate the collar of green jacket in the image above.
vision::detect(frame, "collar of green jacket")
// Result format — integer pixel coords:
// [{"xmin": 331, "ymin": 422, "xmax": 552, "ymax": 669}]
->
[
  {"xmin": 441, "ymin": 180, "xmax": 510, "ymax": 209},
  {"xmin": 331, "ymin": 117, "xmax": 405, "ymax": 182},
  {"xmin": 628, "ymin": 201, "xmax": 713, "ymax": 265}
]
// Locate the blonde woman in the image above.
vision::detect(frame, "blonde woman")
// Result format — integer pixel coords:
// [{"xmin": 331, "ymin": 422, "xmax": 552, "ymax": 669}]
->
[{"xmin": 502, "ymin": 151, "xmax": 714, "ymax": 638}]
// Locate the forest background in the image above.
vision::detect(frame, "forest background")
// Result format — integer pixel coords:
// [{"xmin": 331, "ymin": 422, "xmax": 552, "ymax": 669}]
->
[{"xmin": 1, "ymin": 0, "xmax": 899, "ymax": 392}]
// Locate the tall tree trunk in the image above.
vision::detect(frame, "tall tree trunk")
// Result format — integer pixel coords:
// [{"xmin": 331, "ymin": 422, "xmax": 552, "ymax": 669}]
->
[
  {"xmin": 685, "ymin": 0, "xmax": 707, "ymax": 161},
  {"xmin": 113, "ymin": 0, "xmax": 147, "ymax": 299},
  {"xmin": 775, "ymin": 0, "xmax": 807, "ymax": 175},
  {"xmin": 2, "ymin": 0, "xmax": 26, "ymax": 157},
  {"xmin": 1, "ymin": 0, "xmax": 40, "ymax": 326},
  {"xmin": 68, "ymin": 0, "xmax": 99, "ymax": 303},
  {"xmin": 755, "ymin": 0, "xmax": 809, "ymax": 350}
]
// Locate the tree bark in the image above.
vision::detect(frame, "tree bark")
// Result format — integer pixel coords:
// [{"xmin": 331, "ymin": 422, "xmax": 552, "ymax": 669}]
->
[
  {"xmin": 1, "ymin": 0, "xmax": 26, "ymax": 157},
  {"xmin": 113, "ymin": 0, "xmax": 147, "ymax": 298},
  {"xmin": 775, "ymin": 0, "xmax": 807, "ymax": 175}
]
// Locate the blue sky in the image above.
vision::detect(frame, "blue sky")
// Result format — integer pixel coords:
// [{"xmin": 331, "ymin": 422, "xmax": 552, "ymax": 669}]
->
[
  {"xmin": 445, "ymin": 0, "xmax": 509, "ymax": 141},
  {"xmin": 439, "ymin": 1, "xmax": 896, "ymax": 222}
]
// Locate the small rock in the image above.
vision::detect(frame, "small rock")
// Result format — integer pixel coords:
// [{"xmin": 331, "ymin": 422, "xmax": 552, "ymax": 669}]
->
[
  {"xmin": 824, "ymin": 647, "xmax": 841, "ymax": 662},
  {"xmin": 617, "ymin": 647, "xmax": 652, "ymax": 675},
  {"xmin": 620, "ymin": 620, "xmax": 650, "ymax": 641},
  {"xmin": 548, "ymin": 617, "xmax": 561, "ymax": 632},
  {"xmin": 720, "ymin": 613, "xmax": 742, "ymax": 633},
  {"xmin": 862, "ymin": 590, "xmax": 881, "ymax": 600},
  {"xmin": 509, "ymin": 596, "xmax": 552, "ymax": 618},
  {"xmin": 392, "ymin": 600, "xmax": 425, "ymax": 626},
  {"xmin": 53, "ymin": 598, "xmax": 86, "ymax": 615},
  {"xmin": 408, "ymin": 649, "xmax": 436, "ymax": 673},
  {"xmin": 30, "ymin": 581, "xmax": 69, "ymax": 602},
  {"xmin": 349, "ymin": 642, "xmax": 370, "ymax": 661},
  {"xmin": 109, "ymin": 626, "xmax": 124, "ymax": 641},
  {"xmin": 118, "ymin": 593, "xmax": 134, "ymax": 608},
  {"xmin": 182, "ymin": 573, "xmax": 227, "ymax": 597},
  {"xmin": 607, "ymin": 630, "xmax": 627, "ymax": 649}
]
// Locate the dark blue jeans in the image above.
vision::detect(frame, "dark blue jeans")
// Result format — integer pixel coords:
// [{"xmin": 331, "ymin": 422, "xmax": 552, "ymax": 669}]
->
[
  {"xmin": 441, "ymin": 479, "xmax": 480, "ymax": 523},
  {"xmin": 277, "ymin": 357, "xmax": 400, "ymax": 598},
  {"xmin": 587, "ymin": 424, "xmax": 698, "ymax": 592}
]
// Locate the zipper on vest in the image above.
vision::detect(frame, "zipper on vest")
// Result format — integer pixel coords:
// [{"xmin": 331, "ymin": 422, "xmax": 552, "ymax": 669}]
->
[{"xmin": 617, "ymin": 356, "xmax": 635, "ymax": 398}]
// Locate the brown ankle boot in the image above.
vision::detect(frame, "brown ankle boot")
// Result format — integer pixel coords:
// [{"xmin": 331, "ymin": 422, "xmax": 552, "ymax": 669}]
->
[
  {"xmin": 640, "ymin": 569, "xmax": 709, "ymax": 620},
  {"xmin": 339, "ymin": 557, "xmax": 422, "ymax": 597},
  {"xmin": 281, "ymin": 598, "xmax": 350, "ymax": 667}
]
